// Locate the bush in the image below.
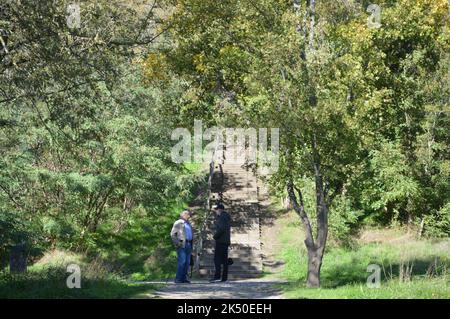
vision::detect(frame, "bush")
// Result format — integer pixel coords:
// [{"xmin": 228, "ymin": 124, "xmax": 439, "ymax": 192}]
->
[
  {"xmin": 424, "ymin": 202, "xmax": 450, "ymax": 238},
  {"xmin": 41, "ymin": 216, "xmax": 76, "ymax": 246},
  {"xmin": 328, "ymin": 195, "xmax": 363, "ymax": 247}
]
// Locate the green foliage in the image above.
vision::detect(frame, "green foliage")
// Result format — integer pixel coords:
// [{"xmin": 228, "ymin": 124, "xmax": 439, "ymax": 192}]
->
[
  {"xmin": 157, "ymin": 0, "xmax": 449, "ymax": 243},
  {"xmin": 92, "ymin": 202, "xmax": 182, "ymax": 278},
  {"xmin": 41, "ymin": 216, "xmax": 75, "ymax": 245},
  {"xmin": 0, "ymin": 1, "xmax": 202, "ymax": 273},
  {"xmin": 328, "ymin": 195, "xmax": 363, "ymax": 247},
  {"xmin": 0, "ymin": 0, "xmax": 449, "ymax": 296},
  {"xmin": 424, "ymin": 203, "xmax": 450, "ymax": 238},
  {"xmin": 0, "ymin": 66, "xmax": 193, "ymax": 257},
  {"xmin": 362, "ymin": 141, "xmax": 421, "ymax": 224}
]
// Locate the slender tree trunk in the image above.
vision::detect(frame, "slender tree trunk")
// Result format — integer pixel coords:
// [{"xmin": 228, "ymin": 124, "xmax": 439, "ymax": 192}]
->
[
  {"xmin": 287, "ymin": 175, "xmax": 328, "ymax": 288},
  {"xmin": 287, "ymin": 135, "xmax": 328, "ymax": 288},
  {"xmin": 305, "ymin": 202, "xmax": 327, "ymax": 288},
  {"xmin": 306, "ymin": 247, "xmax": 323, "ymax": 287}
]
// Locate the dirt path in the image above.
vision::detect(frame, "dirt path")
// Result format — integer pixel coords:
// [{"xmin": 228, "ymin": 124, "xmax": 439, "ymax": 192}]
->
[{"xmin": 136, "ymin": 278, "xmax": 287, "ymax": 299}]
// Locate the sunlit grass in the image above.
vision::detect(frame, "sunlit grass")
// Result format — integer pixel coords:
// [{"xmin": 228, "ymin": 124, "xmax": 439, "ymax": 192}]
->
[
  {"xmin": 283, "ymin": 278, "xmax": 449, "ymax": 299},
  {"xmin": 0, "ymin": 251, "xmax": 154, "ymax": 299},
  {"xmin": 274, "ymin": 210, "xmax": 450, "ymax": 298}
]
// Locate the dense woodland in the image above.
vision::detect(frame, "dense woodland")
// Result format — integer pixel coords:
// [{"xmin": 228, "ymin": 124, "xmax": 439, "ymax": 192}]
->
[{"xmin": 0, "ymin": 0, "xmax": 448, "ymax": 293}]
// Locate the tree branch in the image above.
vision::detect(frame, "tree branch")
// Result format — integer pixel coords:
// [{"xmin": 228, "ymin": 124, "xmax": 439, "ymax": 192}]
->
[{"xmin": 287, "ymin": 179, "xmax": 315, "ymax": 249}]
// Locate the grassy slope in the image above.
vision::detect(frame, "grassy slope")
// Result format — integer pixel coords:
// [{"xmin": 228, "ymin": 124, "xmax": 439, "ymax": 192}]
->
[
  {"xmin": 0, "ymin": 250, "xmax": 156, "ymax": 299},
  {"xmin": 268, "ymin": 205, "xmax": 450, "ymax": 299}
]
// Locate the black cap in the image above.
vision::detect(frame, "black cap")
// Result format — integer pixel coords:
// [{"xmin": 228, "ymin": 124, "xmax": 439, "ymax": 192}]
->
[{"xmin": 214, "ymin": 203, "xmax": 225, "ymax": 210}]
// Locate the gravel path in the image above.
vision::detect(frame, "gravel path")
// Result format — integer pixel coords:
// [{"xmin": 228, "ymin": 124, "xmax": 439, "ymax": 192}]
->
[{"xmin": 136, "ymin": 278, "xmax": 287, "ymax": 299}]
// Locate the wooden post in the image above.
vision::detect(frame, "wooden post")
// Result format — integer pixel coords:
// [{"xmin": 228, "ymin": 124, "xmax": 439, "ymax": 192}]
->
[{"xmin": 10, "ymin": 243, "xmax": 27, "ymax": 274}]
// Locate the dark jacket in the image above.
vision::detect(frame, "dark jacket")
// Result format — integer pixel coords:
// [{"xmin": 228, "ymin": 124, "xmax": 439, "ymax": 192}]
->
[{"xmin": 213, "ymin": 211, "xmax": 231, "ymax": 245}]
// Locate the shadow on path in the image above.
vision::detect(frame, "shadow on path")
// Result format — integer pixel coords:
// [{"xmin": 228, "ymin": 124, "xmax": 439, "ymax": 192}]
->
[{"xmin": 135, "ymin": 279, "xmax": 288, "ymax": 299}]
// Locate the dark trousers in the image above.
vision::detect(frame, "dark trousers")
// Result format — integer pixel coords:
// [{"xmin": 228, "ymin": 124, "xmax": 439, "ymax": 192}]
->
[{"xmin": 214, "ymin": 242, "xmax": 229, "ymax": 281}]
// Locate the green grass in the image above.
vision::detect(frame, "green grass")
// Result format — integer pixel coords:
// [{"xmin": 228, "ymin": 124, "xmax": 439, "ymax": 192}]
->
[
  {"xmin": 283, "ymin": 278, "xmax": 449, "ymax": 299},
  {"xmin": 184, "ymin": 162, "xmax": 203, "ymax": 172},
  {"xmin": 0, "ymin": 270, "xmax": 152, "ymax": 299},
  {"xmin": 120, "ymin": 165, "xmax": 207, "ymax": 281},
  {"xmin": 274, "ymin": 210, "xmax": 450, "ymax": 299},
  {"xmin": 93, "ymin": 206, "xmax": 180, "ymax": 281},
  {"xmin": 90, "ymin": 175, "xmax": 207, "ymax": 281},
  {"xmin": 0, "ymin": 251, "xmax": 155, "ymax": 299}
]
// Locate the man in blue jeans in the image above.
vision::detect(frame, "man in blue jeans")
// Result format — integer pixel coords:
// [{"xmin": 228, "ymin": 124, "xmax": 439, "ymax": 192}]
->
[{"xmin": 170, "ymin": 210, "xmax": 194, "ymax": 284}]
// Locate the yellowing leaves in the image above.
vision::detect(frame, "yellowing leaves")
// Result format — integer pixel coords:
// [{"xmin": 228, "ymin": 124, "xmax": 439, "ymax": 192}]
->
[
  {"xmin": 193, "ymin": 53, "xmax": 207, "ymax": 73},
  {"xmin": 142, "ymin": 53, "xmax": 169, "ymax": 84}
]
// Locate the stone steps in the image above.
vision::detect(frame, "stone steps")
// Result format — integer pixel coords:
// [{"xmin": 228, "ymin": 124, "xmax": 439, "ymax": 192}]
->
[
  {"xmin": 200, "ymin": 265, "xmax": 263, "ymax": 272},
  {"xmin": 200, "ymin": 257, "xmax": 262, "ymax": 265},
  {"xmin": 198, "ymin": 269, "xmax": 262, "ymax": 279},
  {"xmin": 202, "ymin": 245, "xmax": 262, "ymax": 251},
  {"xmin": 226, "ymin": 273, "xmax": 262, "ymax": 279},
  {"xmin": 198, "ymin": 149, "xmax": 263, "ymax": 280}
]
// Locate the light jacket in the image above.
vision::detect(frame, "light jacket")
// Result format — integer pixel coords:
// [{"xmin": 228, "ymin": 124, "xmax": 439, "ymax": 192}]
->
[{"xmin": 170, "ymin": 219, "xmax": 194, "ymax": 249}]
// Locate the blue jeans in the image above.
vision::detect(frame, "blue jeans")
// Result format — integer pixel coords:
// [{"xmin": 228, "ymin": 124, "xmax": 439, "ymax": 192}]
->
[{"xmin": 175, "ymin": 242, "xmax": 192, "ymax": 282}]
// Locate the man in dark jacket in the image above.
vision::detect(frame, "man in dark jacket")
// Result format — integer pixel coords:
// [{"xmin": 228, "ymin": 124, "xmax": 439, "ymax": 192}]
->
[{"xmin": 210, "ymin": 203, "xmax": 231, "ymax": 282}]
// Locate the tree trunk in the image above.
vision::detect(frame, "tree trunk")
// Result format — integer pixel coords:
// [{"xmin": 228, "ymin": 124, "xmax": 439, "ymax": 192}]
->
[
  {"xmin": 306, "ymin": 247, "xmax": 323, "ymax": 288},
  {"xmin": 287, "ymin": 178, "xmax": 328, "ymax": 288}
]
